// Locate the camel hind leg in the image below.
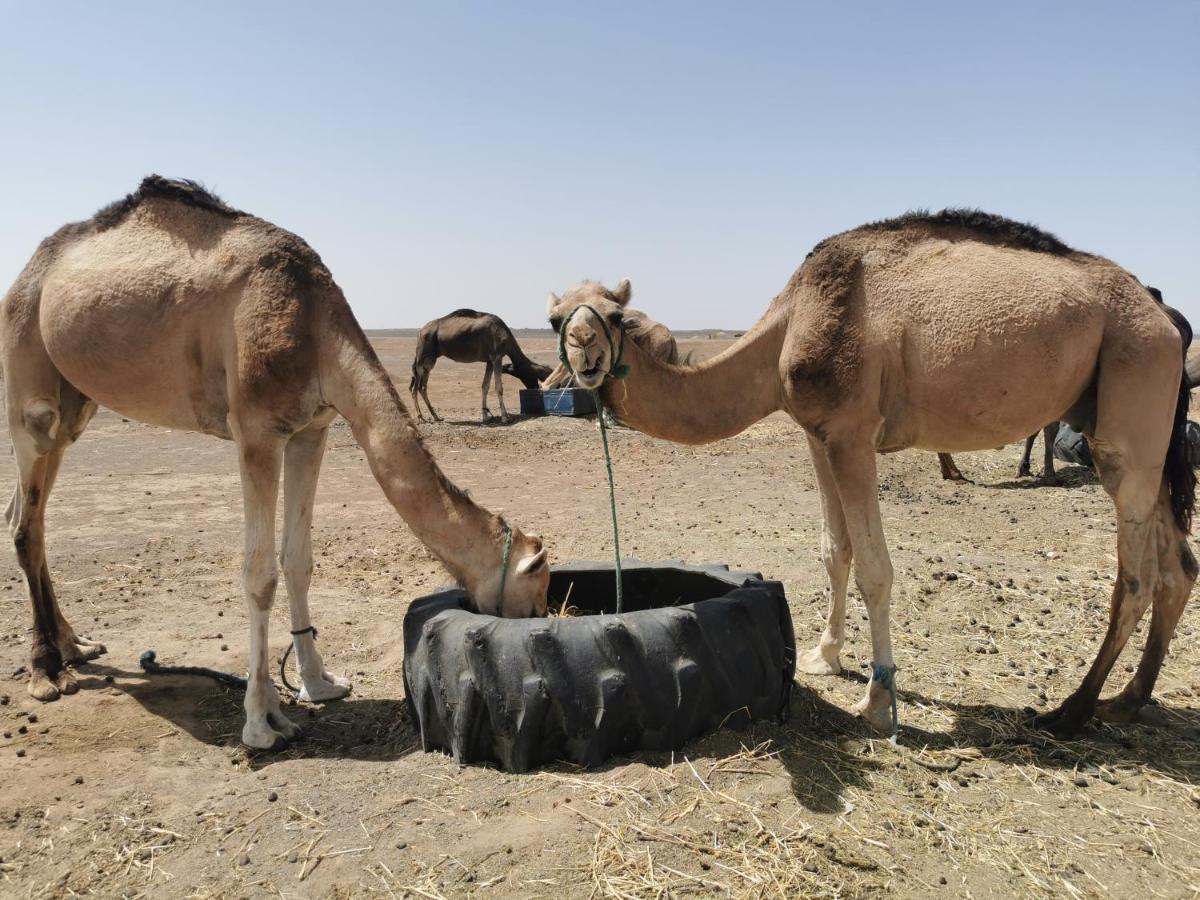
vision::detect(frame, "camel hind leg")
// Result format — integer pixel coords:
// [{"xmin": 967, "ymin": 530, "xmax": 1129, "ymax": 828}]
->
[
  {"xmin": 480, "ymin": 361, "xmax": 494, "ymax": 423},
  {"xmin": 1095, "ymin": 485, "xmax": 1196, "ymax": 724},
  {"xmin": 1040, "ymin": 422, "xmax": 1060, "ymax": 486},
  {"xmin": 5, "ymin": 363, "xmax": 100, "ymax": 700},
  {"xmin": 1036, "ymin": 326, "xmax": 1189, "ymax": 734}
]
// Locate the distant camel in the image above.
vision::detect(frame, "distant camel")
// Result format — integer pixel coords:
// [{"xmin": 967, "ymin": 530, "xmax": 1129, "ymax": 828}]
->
[
  {"xmin": 409, "ymin": 310, "xmax": 552, "ymax": 424},
  {"xmin": 937, "ymin": 424, "xmax": 1061, "ymax": 485}
]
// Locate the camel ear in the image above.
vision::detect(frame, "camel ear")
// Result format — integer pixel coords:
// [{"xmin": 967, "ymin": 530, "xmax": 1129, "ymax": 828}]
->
[
  {"xmin": 546, "ymin": 291, "xmax": 561, "ymax": 315},
  {"xmin": 516, "ymin": 547, "xmax": 548, "ymax": 574},
  {"xmin": 611, "ymin": 279, "xmax": 632, "ymax": 307}
]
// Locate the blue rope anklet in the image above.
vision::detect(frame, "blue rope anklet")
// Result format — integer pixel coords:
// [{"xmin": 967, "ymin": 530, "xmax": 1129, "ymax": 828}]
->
[{"xmin": 871, "ymin": 662, "xmax": 899, "ymax": 734}]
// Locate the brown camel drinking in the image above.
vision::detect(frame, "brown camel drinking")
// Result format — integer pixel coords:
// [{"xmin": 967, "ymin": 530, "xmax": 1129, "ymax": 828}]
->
[
  {"xmin": 547, "ymin": 211, "xmax": 1196, "ymax": 735},
  {"xmin": 1, "ymin": 176, "xmax": 550, "ymax": 750},
  {"xmin": 410, "ymin": 310, "xmax": 552, "ymax": 424}
]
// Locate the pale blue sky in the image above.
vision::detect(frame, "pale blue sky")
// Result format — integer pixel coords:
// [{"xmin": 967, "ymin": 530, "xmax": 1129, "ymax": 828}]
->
[{"xmin": 1, "ymin": 2, "xmax": 1196, "ymax": 329}]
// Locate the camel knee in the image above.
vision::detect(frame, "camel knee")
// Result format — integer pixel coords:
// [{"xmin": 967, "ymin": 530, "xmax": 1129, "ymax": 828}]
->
[
  {"xmin": 21, "ymin": 399, "xmax": 60, "ymax": 454},
  {"xmin": 244, "ymin": 564, "xmax": 279, "ymax": 611},
  {"xmin": 820, "ymin": 529, "xmax": 851, "ymax": 575}
]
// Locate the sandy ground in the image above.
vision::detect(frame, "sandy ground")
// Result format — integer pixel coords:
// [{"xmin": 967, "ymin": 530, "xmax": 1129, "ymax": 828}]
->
[{"xmin": 1, "ymin": 333, "xmax": 1198, "ymax": 899}]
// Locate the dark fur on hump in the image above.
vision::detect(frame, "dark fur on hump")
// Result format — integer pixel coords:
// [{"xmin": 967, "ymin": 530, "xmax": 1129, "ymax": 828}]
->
[
  {"xmin": 862, "ymin": 208, "xmax": 1074, "ymax": 255},
  {"xmin": 92, "ymin": 175, "xmax": 244, "ymax": 231}
]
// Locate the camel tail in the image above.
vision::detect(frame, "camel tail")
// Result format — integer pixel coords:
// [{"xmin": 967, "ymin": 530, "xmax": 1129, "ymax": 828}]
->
[
  {"xmin": 1165, "ymin": 371, "xmax": 1195, "ymax": 533},
  {"xmin": 1164, "ymin": 306, "xmax": 1196, "ymax": 532}
]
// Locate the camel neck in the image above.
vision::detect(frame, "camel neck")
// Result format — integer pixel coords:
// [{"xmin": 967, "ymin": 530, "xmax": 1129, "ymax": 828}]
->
[
  {"xmin": 601, "ymin": 305, "xmax": 787, "ymax": 444},
  {"xmin": 321, "ymin": 324, "xmax": 503, "ymax": 590}
]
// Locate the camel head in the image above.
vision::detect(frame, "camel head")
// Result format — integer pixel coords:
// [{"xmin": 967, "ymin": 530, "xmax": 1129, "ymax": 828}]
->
[
  {"xmin": 547, "ymin": 279, "xmax": 633, "ymax": 390},
  {"xmin": 470, "ymin": 524, "xmax": 550, "ymax": 617},
  {"xmin": 500, "ymin": 360, "xmax": 555, "ymax": 390}
]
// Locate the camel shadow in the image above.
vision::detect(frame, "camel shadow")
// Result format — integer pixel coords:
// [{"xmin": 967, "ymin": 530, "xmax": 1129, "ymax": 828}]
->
[
  {"xmin": 72, "ymin": 661, "xmax": 421, "ymax": 764},
  {"xmin": 437, "ymin": 416, "xmax": 535, "ymax": 428},
  {"xmin": 981, "ymin": 465, "xmax": 1098, "ymax": 491},
  {"xmin": 890, "ymin": 682, "xmax": 1200, "ymax": 782}
]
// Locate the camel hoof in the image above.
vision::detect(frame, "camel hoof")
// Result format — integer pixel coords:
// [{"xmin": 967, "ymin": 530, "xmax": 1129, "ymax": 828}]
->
[
  {"xmin": 64, "ymin": 639, "xmax": 106, "ymax": 663},
  {"xmin": 1017, "ymin": 467, "xmax": 1032, "ymax": 478},
  {"xmin": 28, "ymin": 672, "xmax": 61, "ymax": 702},
  {"xmin": 299, "ymin": 673, "xmax": 353, "ymax": 703},
  {"xmin": 55, "ymin": 669, "xmax": 79, "ymax": 695},
  {"xmin": 269, "ymin": 712, "xmax": 303, "ymax": 741},
  {"xmin": 796, "ymin": 645, "xmax": 841, "ymax": 676},
  {"xmin": 1040, "ymin": 476, "xmax": 1062, "ymax": 488},
  {"xmin": 851, "ymin": 696, "xmax": 893, "ymax": 733},
  {"xmin": 242, "ymin": 720, "xmax": 289, "ymax": 750},
  {"xmin": 1096, "ymin": 697, "xmax": 1166, "ymax": 726},
  {"xmin": 1032, "ymin": 704, "xmax": 1090, "ymax": 738}
]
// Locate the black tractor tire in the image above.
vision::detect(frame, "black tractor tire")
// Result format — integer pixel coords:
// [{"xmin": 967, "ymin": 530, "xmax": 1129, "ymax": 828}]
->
[{"xmin": 402, "ymin": 561, "xmax": 795, "ymax": 773}]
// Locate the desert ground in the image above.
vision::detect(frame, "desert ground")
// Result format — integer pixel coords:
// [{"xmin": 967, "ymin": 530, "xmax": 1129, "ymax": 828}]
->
[{"xmin": 1, "ymin": 331, "xmax": 1198, "ymax": 899}]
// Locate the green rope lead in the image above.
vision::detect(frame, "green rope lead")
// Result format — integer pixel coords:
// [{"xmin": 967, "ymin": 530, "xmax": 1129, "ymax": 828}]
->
[
  {"xmin": 496, "ymin": 526, "xmax": 513, "ymax": 610},
  {"xmin": 591, "ymin": 390, "xmax": 624, "ymax": 613},
  {"xmin": 554, "ymin": 304, "xmax": 627, "ymax": 613}
]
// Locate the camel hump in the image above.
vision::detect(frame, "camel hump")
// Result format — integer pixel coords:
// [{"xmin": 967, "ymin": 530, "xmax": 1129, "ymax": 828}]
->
[
  {"xmin": 843, "ymin": 208, "xmax": 1075, "ymax": 256},
  {"xmin": 92, "ymin": 175, "xmax": 244, "ymax": 232}
]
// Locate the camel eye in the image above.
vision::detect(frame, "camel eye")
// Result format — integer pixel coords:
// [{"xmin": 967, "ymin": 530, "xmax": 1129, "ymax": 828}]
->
[
  {"xmin": 607, "ymin": 312, "xmax": 624, "ymax": 327},
  {"xmin": 549, "ymin": 316, "xmax": 563, "ymax": 333}
]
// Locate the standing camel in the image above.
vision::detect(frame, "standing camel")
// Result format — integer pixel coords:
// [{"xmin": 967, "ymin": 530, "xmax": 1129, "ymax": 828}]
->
[
  {"xmin": 539, "ymin": 307, "xmax": 685, "ymax": 390},
  {"xmin": 547, "ymin": 210, "xmax": 1195, "ymax": 736},
  {"xmin": 1, "ymin": 176, "xmax": 550, "ymax": 750},
  {"xmin": 410, "ymin": 310, "xmax": 552, "ymax": 424}
]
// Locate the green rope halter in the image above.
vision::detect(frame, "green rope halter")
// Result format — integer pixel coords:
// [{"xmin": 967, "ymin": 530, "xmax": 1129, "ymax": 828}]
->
[{"xmin": 555, "ymin": 304, "xmax": 629, "ymax": 612}]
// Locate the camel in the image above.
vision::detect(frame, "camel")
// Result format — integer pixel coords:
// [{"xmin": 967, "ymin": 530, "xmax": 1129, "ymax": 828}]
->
[
  {"xmin": 410, "ymin": 310, "xmax": 552, "ymax": 424},
  {"xmin": 547, "ymin": 210, "xmax": 1196, "ymax": 736},
  {"xmin": 1, "ymin": 176, "xmax": 550, "ymax": 750},
  {"xmin": 540, "ymin": 307, "xmax": 684, "ymax": 390}
]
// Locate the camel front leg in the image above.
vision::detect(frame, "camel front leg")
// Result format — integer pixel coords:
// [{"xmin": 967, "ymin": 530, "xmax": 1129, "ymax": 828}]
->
[
  {"xmin": 235, "ymin": 431, "xmax": 300, "ymax": 749},
  {"xmin": 797, "ymin": 432, "xmax": 851, "ymax": 675},
  {"xmin": 493, "ymin": 356, "xmax": 510, "ymax": 423},
  {"xmin": 826, "ymin": 438, "xmax": 896, "ymax": 732},
  {"xmin": 480, "ymin": 362, "xmax": 494, "ymax": 423},
  {"xmin": 281, "ymin": 426, "xmax": 352, "ymax": 703}
]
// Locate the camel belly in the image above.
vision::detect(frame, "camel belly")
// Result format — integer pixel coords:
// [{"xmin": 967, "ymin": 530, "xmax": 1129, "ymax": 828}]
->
[{"xmin": 39, "ymin": 273, "xmax": 235, "ymax": 438}]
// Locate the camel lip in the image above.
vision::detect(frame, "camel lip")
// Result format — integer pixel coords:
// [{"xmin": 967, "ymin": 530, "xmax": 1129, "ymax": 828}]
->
[{"xmin": 579, "ymin": 366, "xmax": 602, "ymax": 381}]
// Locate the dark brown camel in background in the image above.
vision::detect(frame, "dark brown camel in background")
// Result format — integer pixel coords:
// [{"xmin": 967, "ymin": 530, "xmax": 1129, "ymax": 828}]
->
[
  {"xmin": 938, "ymin": 423, "xmax": 1062, "ymax": 485},
  {"xmin": 410, "ymin": 310, "xmax": 552, "ymax": 424}
]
